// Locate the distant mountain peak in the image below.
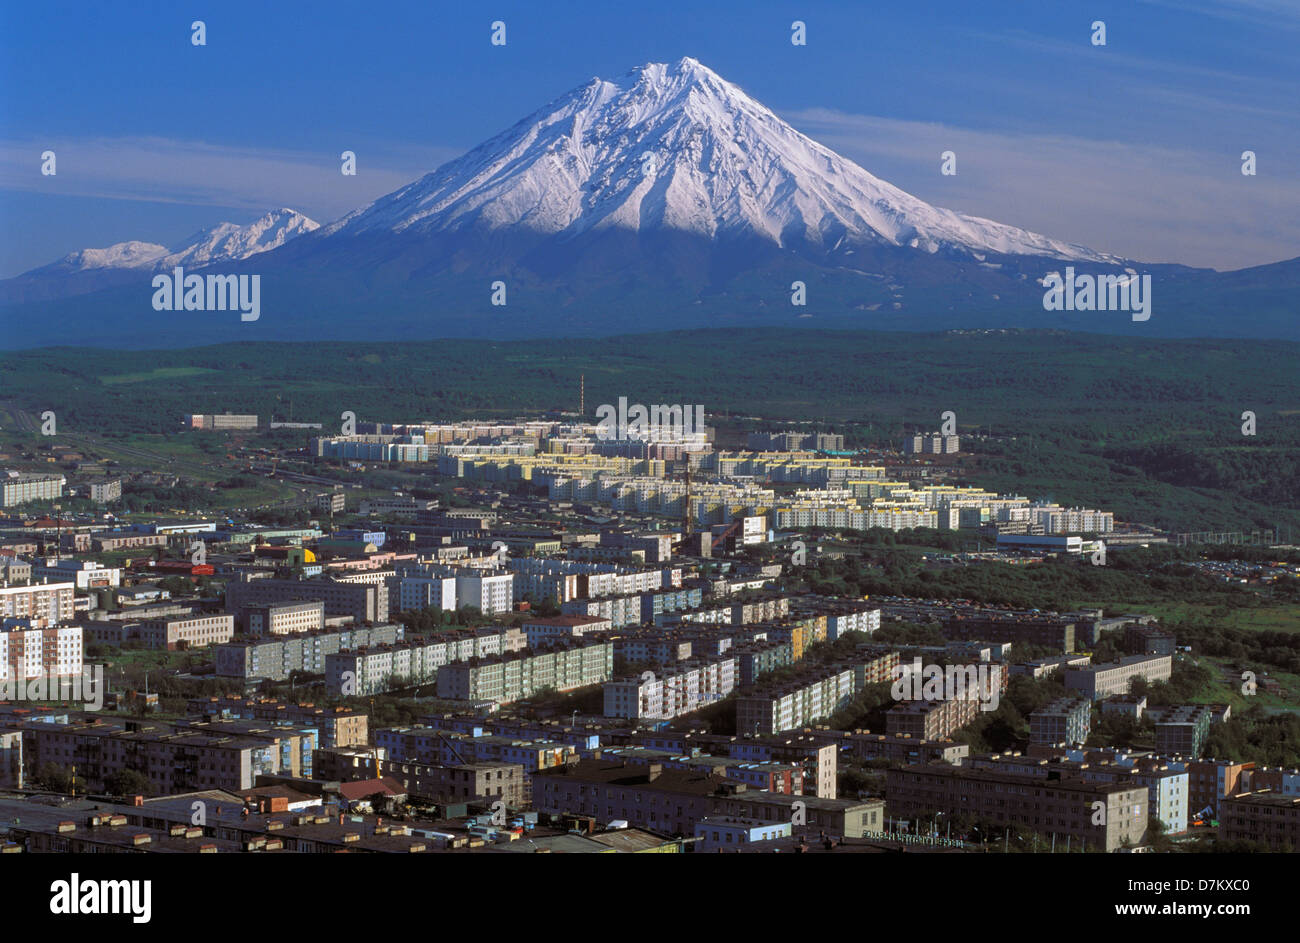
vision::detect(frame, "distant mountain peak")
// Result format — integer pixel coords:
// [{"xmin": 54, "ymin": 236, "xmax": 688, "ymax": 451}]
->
[
  {"xmin": 320, "ymin": 58, "xmax": 1118, "ymax": 263},
  {"xmin": 20, "ymin": 208, "xmax": 319, "ymax": 279}
]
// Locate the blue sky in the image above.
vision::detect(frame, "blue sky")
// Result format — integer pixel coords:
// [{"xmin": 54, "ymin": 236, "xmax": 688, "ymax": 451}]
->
[{"xmin": 1, "ymin": 0, "xmax": 1297, "ymax": 275}]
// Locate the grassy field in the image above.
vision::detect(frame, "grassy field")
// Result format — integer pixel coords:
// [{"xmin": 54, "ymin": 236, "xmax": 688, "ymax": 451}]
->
[{"xmin": 1139, "ymin": 603, "xmax": 1300, "ymax": 634}]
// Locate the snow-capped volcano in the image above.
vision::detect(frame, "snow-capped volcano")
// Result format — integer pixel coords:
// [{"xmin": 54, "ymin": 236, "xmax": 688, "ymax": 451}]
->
[
  {"xmin": 28, "ymin": 208, "xmax": 318, "ymax": 277},
  {"xmin": 158, "ymin": 208, "xmax": 319, "ymax": 269},
  {"xmin": 322, "ymin": 57, "xmax": 1115, "ymax": 263},
  {"xmin": 12, "ymin": 57, "xmax": 1295, "ymax": 349}
]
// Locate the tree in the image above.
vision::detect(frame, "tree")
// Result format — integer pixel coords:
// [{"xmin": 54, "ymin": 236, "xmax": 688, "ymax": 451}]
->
[
  {"xmin": 104, "ymin": 768, "xmax": 151, "ymax": 798},
  {"xmin": 33, "ymin": 763, "xmax": 74, "ymax": 793}
]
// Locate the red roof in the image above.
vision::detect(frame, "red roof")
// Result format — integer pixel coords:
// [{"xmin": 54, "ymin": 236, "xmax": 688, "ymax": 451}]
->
[{"xmin": 337, "ymin": 777, "xmax": 406, "ymax": 801}]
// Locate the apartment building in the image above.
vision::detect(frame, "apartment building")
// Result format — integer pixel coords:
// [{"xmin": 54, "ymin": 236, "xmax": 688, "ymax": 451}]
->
[
  {"xmin": 1149, "ymin": 705, "xmax": 1213, "ymax": 758},
  {"xmin": 186, "ymin": 696, "xmax": 369, "ymax": 748},
  {"xmin": 735, "ymin": 666, "xmax": 857, "ymax": 735},
  {"xmin": 139, "ymin": 614, "xmax": 235, "ymax": 650},
  {"xmin": 89, "ymin": 479, "xmax": 122, "ymax": 504},
  {"xmin": 532, "ymin": 758, "xmax": 881, "ymax": 838},
  {"xmin": 0, "ymin": 580, "xmax": 75, "ymax": 628},
  {"xmin": 22, "ymin": 719, "xmax": 284, "ymax": 794},
  {"xmin": 215, "ymin": 623, "xmax": 403, "ymax": 682},
  {"xmin": 943, "ymin": 615, "xmax": 1078, "ymax": 652},
  {"xmin": 1029, "ymin": 698, "xmax": 1092, "ymax": 747},
  {"xmin": 381, "ymin": 758, "xmax": 526, "ymax": 806},
  {"xmin": 904, "ymin": 434, "xmax": 960, "ymax": 455},
  {"xmin": 226, "ymin": 575, "xmax": 389, "ymax": 624},
  {"xmin": 324, "ymin": 626, "xmax": 528, "ymax": 696},
  {"xmin": 91, "ymin": 532, "xmax": 168, "ymax": 552},
  {"xmin": 243, "ymin": 601, "xmax": 326, "ymax": 637},
  {"xmin": 435, "ymin": 639, "xmax": 614, "ymax": 705},
  {"xmin": 392, "ymin": 574, "xmax": 458, "ymax": 613},
  {"xmin": 1, "ymin": 473, "xmax": 65, "ymax": 507},
  {"xmin": 377, "ymin": 725, "xmax": 578, "ymax": 775},
  {"xmin": 603, "ymin": 656, "xmax": 738, "ymax": 720},
  {"xmin": 185, "ymin": 413, "xmax": 258, "ymax": 430},
  {"xmin": 0, "ymin": 623, "xmax": 83, "ymax": 681},
  {"xmin": 1220, "ymin": 792, "xmax": 1300, "ymax": 851},
  {"xmin": 886, "ymin": 697, "xmax": 986, "ymax": 741},
  {"xmin": 31, "ymin": 558, "xmax": 120, "ymax": 590},
  {"xmin": 613, "ymin": 630, "xmax": 695, "ymax": 666},
  {"xmin": 818, "ymin": 730, "xmax": 970, "ymax": 768},
  {"xmin": 522, "ymin": 614, "xmax": 613, "ymax": 647},
  {"xmin": 1064, "ymin": 655, "xmax": 1173, "ymax": 700},
  {"xmin": 886, "ymin": 763, "xmax": 1149, "ymax": 852},
  {"xmin": 452, "ymin": 570, "xmax": 514, "ymax": 615},
  {"xmin": 971, "ymin": 751, "xmax": 1189, "ymax": 835}
]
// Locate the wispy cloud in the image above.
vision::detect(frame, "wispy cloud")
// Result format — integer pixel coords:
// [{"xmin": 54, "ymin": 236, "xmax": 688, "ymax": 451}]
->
[
  {"xmin": 784, "ymin": 108, "xmax": 1300, "ymax": 270},
  {"xmin": 0, "ymin": 137, "xmax": 461, "ymax": 225}
]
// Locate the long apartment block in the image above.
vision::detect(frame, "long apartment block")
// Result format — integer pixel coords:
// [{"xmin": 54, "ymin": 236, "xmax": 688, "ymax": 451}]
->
[
  {"xmin": 434, "ymin": 639, "xmax": 614, "ymax": 705},
  {"xmin": 325, "ymin": 625, "xmax": 528, "ymax": 697},
  {"xmin": 886, "ymin": 763, "xmax": 1149, "ymax": 852}
]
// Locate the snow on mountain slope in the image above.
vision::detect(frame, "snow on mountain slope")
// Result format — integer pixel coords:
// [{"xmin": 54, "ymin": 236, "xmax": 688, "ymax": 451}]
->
[
  {"xmin": 21, "ymin": 209, "xmax": 318, "ymax": 278},
  {"xmin": 57, "ymin": 241, "xmax": 170, "ymax": 272},
  {"xmin": 158, "ymin": 208, "xmax": 319, "ymax": 269},
  {"xmin": 321, "ymin": 57, "xmax": 1118, "ymax": 263}
]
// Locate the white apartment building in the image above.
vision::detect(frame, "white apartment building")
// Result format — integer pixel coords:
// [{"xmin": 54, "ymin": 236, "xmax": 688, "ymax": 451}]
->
[
  {"xmin": 0, "ymin": 624, "xmax": 83, "ymax": 680},
  {"xmin": 603, "ymin": 657, "xmax": 738, "ymax": 720},
  {"xmin": 0, "ymin": 581, "xmax": 76, "ymax": 628},
  {"xmin": 394, "ymin": 576, "xmax": 458, "ymax": 613},
  {"xmin": 1, "ymin": 472, "xmax": 65, "ymax": 507},
  {"xmin": 32, "ymin": 559, "xmax": 121, "ymax": 591}
]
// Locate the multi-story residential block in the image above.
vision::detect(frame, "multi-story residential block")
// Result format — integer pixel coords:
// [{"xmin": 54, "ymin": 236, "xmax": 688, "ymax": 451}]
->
[
  {"xmin": 970, "ymin": 751, "xmax": 1189, "ymax": 835},
  {"xmin": 1220, "ymin": 792, "xmax": 1300, "ymax": 851},
  {"xmin": 816, "ymin": 730, "xmax": 970, "ymax": 768},
  {"xmin": 1125, "ymin": 623, "xmax": 1177, "ymax": 656},
  {"xmin": 186, "ymin": 696, "xmax": 369, "ymax": 748},
  {"xmin": 377, "ymin": 725, "xmax": 578, "ymax": 776},
  {"xmin": 603, "ymin": 657, "xmax": 737, "ymax": 720},
  {"xmin": 886, "ymin": 763, "xmax": 1149, "ymax": 852},
  {"xmin": 434, "ymin": 639, "xmax": 614, "ymax": 705},
  {"xmin": 532, "ymin": 759, "xmax": 881, "ymax": 837},
  {"xmin": 904, "ymin": 434, "xmax": 960, "ymax": 455},
  {"xmin": 886, "ymin": 696, "xmax": 986, "ymax": 741},
  {"xmin": 452, "ymin": 569, "xmax": 514, "ymax": 615},
  {"xmin": 138, "ymin": 614, "xmax": 235, "ymax": 650},
  {"xmin": 0, "ymin": 580, "xmax": 75, "ymax": 628},
  {"xmin": 89, "ymin": 479, "xmax": 122, "ymax": 504},
  {"xmin": 1029, "ymin": 697, "xmax": 1092, "ymax": 747},
  {"xmin": 324, "ymin": 625, "xmax": 529, "ymax": 696},
  {"xmin": 226, "ymin": 575, "xmax": 389, "ymax": 625},
  {"xmin": 392, "ymin": 574, "xmax": 458, "ymax": 613},
  {"xmin": 0, "ymin": 623, "xmax": 83, "ymax": 681},
  {"xmin": 0, "ymin": 558, "xmax": 32, "ymax": 585},
  {"xmin": 522, "ymin": 614, "xmax": 612, "ymax": 647},
  {"xmin": 185, "ymin": 413, "xmax": 258, "ymax": 430},
  {"xmin": 943, "ymin": 615, "xmax": 1078, "ymax": 652},
  {"xmin": 317, "ymin": 747, "xmax": 527, "ymax": 807},
  {"xmin": 1, "ymin": 473, "xmax": 65, "ymax": 507},
  {"xmin": 736, "ymin": 665, "xmax": 857, "ymax": 735},
  {"xmin": 214, "ymin": 623, "xmax": 403, "ymax": 682},
  {"xmin": 1064, "ymin": 655, "xmax": 1173, "ymax": 700},
  {"xmin": 31, "ymin": 558, "xmax": 120, "ymax": 590},
  {"xmin": 243, "ymin": 601, "xmax": 326, "ymax": 637},
  {"xmin": 1150, "ymin": 705, "xmax": 1213, "ymax": 758},
  {"xmin": 22, "ymin": 719, "xmax": 285, "ymax": 794}
]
